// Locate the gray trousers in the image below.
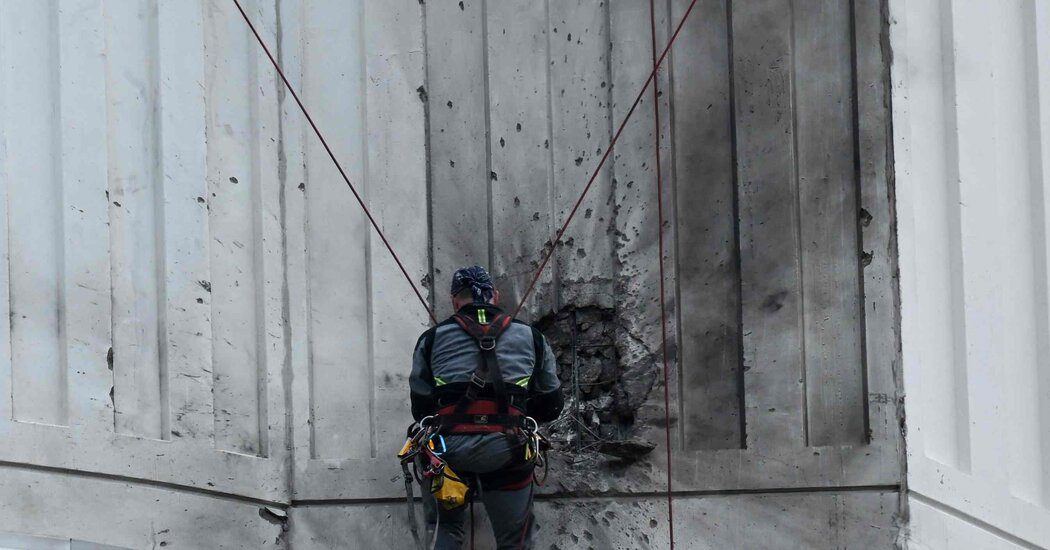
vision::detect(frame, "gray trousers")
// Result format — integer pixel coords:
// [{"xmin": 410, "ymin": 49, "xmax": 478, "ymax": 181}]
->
[{"xmin": 421, "ymin": 433, "xmax": 536, "ymax": 550}]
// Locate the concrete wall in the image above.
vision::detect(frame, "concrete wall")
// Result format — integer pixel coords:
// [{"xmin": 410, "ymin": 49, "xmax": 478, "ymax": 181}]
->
[
  {"xmin": 424, "ymin": 0, "xmax": 903, "ymax": 548},
  {"xmin": 0, "ymin": 0, "xmax": 903, "ymax": 548},
  {"xmin": 890, "ymin": 0, "xmax": 1050, "ymax": 548}
]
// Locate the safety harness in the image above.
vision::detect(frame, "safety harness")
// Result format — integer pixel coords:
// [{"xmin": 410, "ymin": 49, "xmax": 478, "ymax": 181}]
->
[
  {"xmin": 398, "ymin": 306, "xmax": 550, "ymax": 550},
  {"xmin": 435, "ymin": 309, "xmax": 526, "ymax": 433}
]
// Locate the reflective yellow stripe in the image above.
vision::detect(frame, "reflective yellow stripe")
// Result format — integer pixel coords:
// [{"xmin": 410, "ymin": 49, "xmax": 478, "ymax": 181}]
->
[
  {"xmin": 434, "ymin": 376, "xmax": 447, "ymax": 386},
  {"xmin": 515, "ymin": 376, "xmax": 530, "ymax": 387}
]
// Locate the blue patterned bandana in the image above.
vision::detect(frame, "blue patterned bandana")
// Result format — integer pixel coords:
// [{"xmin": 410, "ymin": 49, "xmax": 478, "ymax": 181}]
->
[{"xmin": 450, "ymin": 265, "xmax": 495, "ymax": 303}]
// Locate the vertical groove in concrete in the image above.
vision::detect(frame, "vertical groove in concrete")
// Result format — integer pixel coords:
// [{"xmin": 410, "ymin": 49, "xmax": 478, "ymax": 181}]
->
[
  {"xmin": 0, "ymin": 0, "xmax": 12, "ymax": 426},
  {"xmin": 665, "ymin": 0, "xmax": 685, "ymax": 452},
  {"xmin": 358, "ymin": 0, "xmax": 377, "ymax": 462},
  {"xmin": 420, "ymin": 0, "xmax": 436, "ymax": 313},
  {"xmin": 147, "ymin": 0, "xmax": 170, "ymax": 441},
  {"xmin": 724, "ymin": 0, "xmax": 747, "ymax": 450},
  {"xmin": 542, "ymin": 0, "xmax": 559, "ymax": 313},
  {"xmin": 848, "ymin": 0, "xmax": 872, "ymax": 444},
  {"xmin": 49, "ymin": 0, "xmax": 70, "ymax": 428},
  {"xmin": 787, "ymin": 0, "xmax": 809, "ymax": 448},
  {"xmin": 249, "ymin": 4, "xmax": 269, "ymax": 457},
  {"xmin": 481, "ymin": 0, "xmax": 495, "ymax": 273},
  {"xmin": 938, "ymin": 0, "xmax": 972, "ymax": 473},
  {"xmin": 1018, "ymin": 0, "xmax": 1050, "ymax": 505}
]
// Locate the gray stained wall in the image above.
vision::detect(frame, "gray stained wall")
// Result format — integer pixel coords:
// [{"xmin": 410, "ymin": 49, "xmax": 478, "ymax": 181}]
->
[
  {"xmin": 426, "ymin": 0, "xmax": 900, "ymax": 490},
  {"xmin": 420, "ymin": 0, "xmax": 902, "ymax": 546},
  {"xmin": 0, "ymin": 0, "xmax": 901, "ymax": 548}
]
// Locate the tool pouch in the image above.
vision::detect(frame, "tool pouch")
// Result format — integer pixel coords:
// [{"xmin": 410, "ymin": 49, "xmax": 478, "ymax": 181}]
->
[{"xmin": 430, "ymin": 464, "xmax": 470, "ymax": 510}]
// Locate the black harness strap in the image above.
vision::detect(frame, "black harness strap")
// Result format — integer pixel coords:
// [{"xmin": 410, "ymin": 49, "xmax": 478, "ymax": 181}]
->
[
  {"xmin": 528, "ymin": 325, "xmax": 543, "ymax": 392},
  {"xmin": 437, "ymin": 413, "xmax": 527, "ymax": 430}
]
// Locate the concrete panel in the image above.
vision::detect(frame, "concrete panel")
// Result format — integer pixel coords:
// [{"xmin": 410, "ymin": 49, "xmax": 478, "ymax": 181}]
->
[
  {"xmin": 732, "ymin": 0, "xmax": 807, "ymax": 452},
  {"xmin": 295, "ymin": 0, "xmax": 373, "ymax": 461},
  {"xmin": 289, "ymin": 490, "xmax": 899, "ymax": 549},
  {"xmin": 425, "ymin": 0, "xmax": 492, "ymax": 319},
  {"xmin": 486, "ymin": 0, "xmax": 556, "ymax": 318},
  {"xmin": 793, "ymin": 0, "xmax": 866, "ymax": 447},
  {"xmin": 670, "ymin": 0, "xmax": 742, "ymax": 452},
  {"xmin": 3, "ymin": 0, "xmax": 68, "ymax": 428},
  {"xmin": 105, "ymin": 0, "xmax": 166, "ymax": 441},
  {"xmin": 363, "ymin": 0, "xmax": 431, "ymax": 470},
  {"xmin": 203, "ymin": 0, "xmax": 275, "ymax": 457},
  {"xmin": 58, "ymin": 0, "xmax": 113, "ymax": 436},
  {"xmin": 548, "ymin": 0, "xmax": 617, "ymax": 311},
  {"xmin": 156, "ymin": 0, "xmax": 215, "ymax": 444}
]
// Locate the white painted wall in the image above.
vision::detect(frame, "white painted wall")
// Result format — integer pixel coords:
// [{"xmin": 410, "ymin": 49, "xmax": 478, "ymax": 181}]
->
[{"xmin": 890, "ymin": 0, "xmax": 1050, "ymax": 548}]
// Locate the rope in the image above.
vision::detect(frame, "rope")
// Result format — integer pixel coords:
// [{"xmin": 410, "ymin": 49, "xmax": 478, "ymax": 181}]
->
[
  {"xmin": 511, "ymin": 0, "xmax": 702, "ymax": 319},
  {"xmin": 648, "ymin": 1, "xmax": 675, "ymax": 547},
  {"xmin": 231, "ymin": 0, "xmax": 438, "ymax": 325}
]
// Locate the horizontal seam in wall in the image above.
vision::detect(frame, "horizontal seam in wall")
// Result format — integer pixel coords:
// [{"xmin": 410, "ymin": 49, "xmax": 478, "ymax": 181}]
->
[
  {"xmin": 291, "ymin": 484, "xmax": 900, "ymax": 507},
  {"xmin": 0, "ymin": 458, "xmax": 899, "ymax": 511},
  {"xmin": 908, "ymin": 490, "xmax": 1046, "ymax": 550},
  {"xmin": 0, "ymin": 459, "xmax": 289, "ymax": 509}
]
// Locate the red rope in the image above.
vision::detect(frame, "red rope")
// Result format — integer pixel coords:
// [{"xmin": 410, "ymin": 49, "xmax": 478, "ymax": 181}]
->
[
  {"xmin": 511, "ymin": 0, "xmax": 701, "ymax": 319},
  {"xmin": 232, "ymin": 0, "xmax": 438, "ymax": 326},
  {"xmin": 648, "ymin": 1, "xmax": 675, "ymax": 547}
]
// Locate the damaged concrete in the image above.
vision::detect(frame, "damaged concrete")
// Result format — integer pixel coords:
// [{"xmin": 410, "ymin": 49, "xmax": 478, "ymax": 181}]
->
[{"xmin": 536, "ymin": 305, "xmax": 658, "ymax": 462}]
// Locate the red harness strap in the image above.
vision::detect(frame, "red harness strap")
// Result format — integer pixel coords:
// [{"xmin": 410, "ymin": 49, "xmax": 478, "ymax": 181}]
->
[{"xmin": 435, "ymin": 400, "xmax": 526, "ymax": 434}]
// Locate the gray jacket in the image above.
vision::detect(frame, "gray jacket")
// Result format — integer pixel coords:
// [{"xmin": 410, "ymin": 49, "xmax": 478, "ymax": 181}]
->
[{"xmin": 409, "ymin": 304, "xmax": 563, "ymax": 422}]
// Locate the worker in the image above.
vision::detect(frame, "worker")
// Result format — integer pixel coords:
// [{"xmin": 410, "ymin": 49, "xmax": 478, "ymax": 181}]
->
[{"xmin": 409, "ymin": 265, "xmax": 564, "ymax": 550}]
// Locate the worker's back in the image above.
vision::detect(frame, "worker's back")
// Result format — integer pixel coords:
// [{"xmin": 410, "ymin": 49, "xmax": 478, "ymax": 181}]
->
[{"xmin": 410, "ymin": 302, "xmax": 562, "ymax": 423}]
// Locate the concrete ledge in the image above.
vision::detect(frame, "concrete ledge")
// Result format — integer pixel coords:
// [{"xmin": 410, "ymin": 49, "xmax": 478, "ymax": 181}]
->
[
  {"xmin": 0, "ymin": 465, "xmax": 285, "ymax": 549},
  {"xmin": 291, "ymin": 489, "xmax": 900, "ymax": 549}
]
